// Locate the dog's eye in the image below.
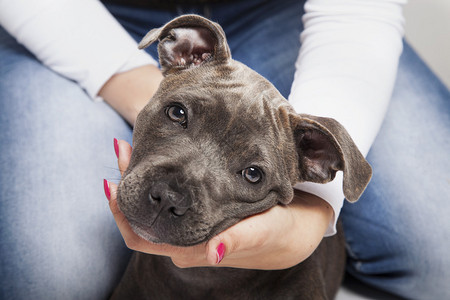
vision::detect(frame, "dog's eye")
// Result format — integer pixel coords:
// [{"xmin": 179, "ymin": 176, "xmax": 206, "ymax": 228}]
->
[
  {"xmin": 241, "ymin": 167, "xmax": 263, "ymax": 184},
  {"xmin": 166, "ymin": 105, "xmax": 187, "ymax": 128}
]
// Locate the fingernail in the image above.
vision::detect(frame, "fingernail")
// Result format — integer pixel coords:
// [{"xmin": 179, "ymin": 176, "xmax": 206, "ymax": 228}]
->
[
  {"xmin": 114, "ymin": 138, "xmax": 119, "ymax": 158},
  {"xmin": 216, "ymin": 243, "xmax": 225, "ymax": 264},
  {"xmin": 103, "ymin": 179, "xmax": 111, "ymax": 201}
]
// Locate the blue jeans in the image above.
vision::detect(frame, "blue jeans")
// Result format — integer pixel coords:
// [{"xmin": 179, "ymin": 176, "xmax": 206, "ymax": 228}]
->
[
  {"xmin": 341, "ymin": 40, "xmax": 450, "ymax": 298},
  {"xmin": 1, "ymin": 0, "xmax": 449, "ymax": 299}
]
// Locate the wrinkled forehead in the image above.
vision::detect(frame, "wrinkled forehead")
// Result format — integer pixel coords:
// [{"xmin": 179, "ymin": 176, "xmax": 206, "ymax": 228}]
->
[
  {"xmin": 131, "ymin": 59, "xmax": 295, "ymax": 184},
  {"xmin": 155, "ymin": 62, "xmax": 288, "ymax": 159},
  {"xmin": 159, "ymin": 60, "xmax": 286, "ymax": 114}
]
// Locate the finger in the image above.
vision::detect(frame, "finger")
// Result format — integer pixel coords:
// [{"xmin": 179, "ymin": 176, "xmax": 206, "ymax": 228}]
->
[
  {"xmin": 106, "ymin": 180, "xmax": 162, "ymax": 252},
  {"xmin": 205, "ymin": 215, "xmax": 267, "ymax": 267},
  {"xmin": 168, "ymin": 243, "xmax": 210, "ymax": 268},
  {"xmin": 115, "ymin": 139, "xmax": 132, "ymax": 176},
  {"xmin": 205, "ymin": 236, "xmax": 227, "ymax": 266},
  {"xmin": 205, "ymin": 206, "xmax": 288, "ymax": 268},
  {"xmin": 106, "ymin": 180, "xmax": 147, "ymax": 250}
]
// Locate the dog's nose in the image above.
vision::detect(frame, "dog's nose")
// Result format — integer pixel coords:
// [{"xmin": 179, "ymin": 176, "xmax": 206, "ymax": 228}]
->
[{"xmin": 149, "ymin": 182, "xmax": 191, "ymax": 217}]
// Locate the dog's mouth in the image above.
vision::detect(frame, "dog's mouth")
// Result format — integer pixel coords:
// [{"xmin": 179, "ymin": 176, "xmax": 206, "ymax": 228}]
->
[
  {"xmin": 127, "ymin": 220, "xmax": 162, "ymax": 244},
  {"xmin": 127, "ymin": 217, "xmax": 212, "ymax": 246}
]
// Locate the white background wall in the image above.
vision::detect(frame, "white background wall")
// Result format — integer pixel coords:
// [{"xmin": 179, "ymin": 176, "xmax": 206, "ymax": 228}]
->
[{"xmin": 404, "ymin": 0, "xmax": 450, "ymax": 89}]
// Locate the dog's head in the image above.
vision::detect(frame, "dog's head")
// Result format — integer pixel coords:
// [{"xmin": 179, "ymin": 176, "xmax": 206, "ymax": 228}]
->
[{"xmin": 117, "ymin": 15, "xmax": 372, "ymax": 246}]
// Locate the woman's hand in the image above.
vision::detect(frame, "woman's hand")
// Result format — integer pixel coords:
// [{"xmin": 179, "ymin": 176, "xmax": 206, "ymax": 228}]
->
[
  {"xmin": 104, "ymin": 140, "xmax": 334, "ymax": 270},
  {"xmin": 99, "ymin": 65, "xmax": 164, "ymax": 126}
]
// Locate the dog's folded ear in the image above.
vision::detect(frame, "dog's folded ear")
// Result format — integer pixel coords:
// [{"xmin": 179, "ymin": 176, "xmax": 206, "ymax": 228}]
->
[
  {"xmin": 138, "ymin": 14, "xmax": 231, "ymax": 75},
  {"xmin": 291, "ymin": 114, "xmax": 372, "ymax": 202}
]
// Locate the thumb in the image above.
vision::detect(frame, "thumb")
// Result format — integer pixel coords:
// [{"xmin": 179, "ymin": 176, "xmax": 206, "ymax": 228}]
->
[
  {"xmin": 204, "ymin": 217, "xmax": 266, "ymax": 267},
  {"xmin": 205, "ymin": 233, "xmax": 231, "ymax": 266},
  {"xmin": 115, "ymin": 138, "xmax": 132, "ymax": 176},
  {"xmin": 204, "ymin": 207, "xmax": 283, "ymax": 268},
  {"xmin": 104, "ymin": 180, "xmax": 143, "ymax": 249}
]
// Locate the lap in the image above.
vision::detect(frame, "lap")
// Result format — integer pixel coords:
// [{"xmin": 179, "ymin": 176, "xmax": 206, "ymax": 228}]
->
[
  {"xmin": 3, "ymin": 1, "xmax": 448, "ymax": 298},
  {"xmin": 0, "ymin": 26, "xmax": 132, "ymax": 299},
  {"xmin": 341, "ymin": 42, "xmax": 450, "ymax": 299},
  {"xmin": 1, "ymin": 1, "xmax": 302, "ymax": 297}
]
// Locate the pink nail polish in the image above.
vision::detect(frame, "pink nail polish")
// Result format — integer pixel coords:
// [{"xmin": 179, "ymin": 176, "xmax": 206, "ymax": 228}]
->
[
  {"xmin": 216, "ymin": 243, "xmax": 225, "ymax": 264},
  {"xmin": 114, "ymin": 138, "xmax": 119, "ymax": 158},
  {"xmin": 103, "ymin": 179, "xmax": 111, "ymax": 201}
]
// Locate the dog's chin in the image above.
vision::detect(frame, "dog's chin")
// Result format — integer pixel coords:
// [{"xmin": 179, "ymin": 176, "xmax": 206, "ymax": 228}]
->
[
  {"xmin": 128, "ymin": 220, "xmax": 163, "ymax": 244},
  {"xmin": 128, "ymin": 219, "xmax": 210, "ymax": 246}
]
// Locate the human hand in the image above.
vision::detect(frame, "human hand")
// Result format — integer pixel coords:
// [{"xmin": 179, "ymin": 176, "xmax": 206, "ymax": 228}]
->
[
  {"xmin": 104, "ymin": 139, "xmax": 333, "ymax": 269},
  {"xmin": 99, "ymin": 65, "xmax": 163, "ymax": 126}
]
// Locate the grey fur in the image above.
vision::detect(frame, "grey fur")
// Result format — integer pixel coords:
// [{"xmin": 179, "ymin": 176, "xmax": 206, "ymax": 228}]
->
[{"xmin": 112, "ymin": 15, "xmax": 371, "ymax": 299}]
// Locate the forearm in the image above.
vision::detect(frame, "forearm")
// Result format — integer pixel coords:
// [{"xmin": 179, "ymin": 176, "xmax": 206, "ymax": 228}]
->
[
  {"xmin": 291, "ymin": 0, "xmax": 405, "ymax": 152},
  {"xmin": 98, "ymin": 65, "xmax": 163, "ymax": 125},
  {"xmin": 0, "ymin": 0, "xmax": 158, "ymax": 100},
  {"xmin": 291, "ymin": 0, "xmax": 406, "ymax": 236}
]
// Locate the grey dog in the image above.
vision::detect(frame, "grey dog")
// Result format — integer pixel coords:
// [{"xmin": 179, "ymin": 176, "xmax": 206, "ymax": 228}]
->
[{"xmin": 111, "ymin": 15, "xmax": 372, "ymax": 300}]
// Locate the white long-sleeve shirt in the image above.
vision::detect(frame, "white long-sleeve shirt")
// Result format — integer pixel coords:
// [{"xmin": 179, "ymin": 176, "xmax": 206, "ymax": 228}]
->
[
  {"xmin": 0, "ymin": 0, "xmax": 406, "ymax": 236},
  {"xmin": 292, "ymin": 0, "xmax": 404, "ymax": 235}
]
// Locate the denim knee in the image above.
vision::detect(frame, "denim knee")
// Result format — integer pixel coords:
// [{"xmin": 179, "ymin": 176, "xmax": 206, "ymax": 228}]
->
[
  {"xmin": 341, "ymin": 42, "xmax": 450, "ymax": 299},
  {"xmin": 0, "ymin": 26, "xmax": 132, "ymax": 299}
]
